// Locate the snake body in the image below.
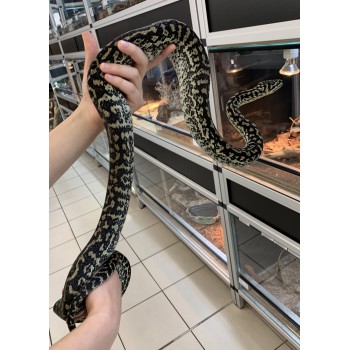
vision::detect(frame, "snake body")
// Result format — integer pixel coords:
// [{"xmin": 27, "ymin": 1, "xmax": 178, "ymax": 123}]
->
[{"xmin": 53, "ymin": 19, "xmax": 282, "ymax": 330}]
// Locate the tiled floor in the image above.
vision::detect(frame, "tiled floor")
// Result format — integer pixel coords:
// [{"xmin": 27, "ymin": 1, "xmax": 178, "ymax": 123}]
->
[{"xmin": 49, "ymin": 152, "xmax": 293, "ymax": 350}]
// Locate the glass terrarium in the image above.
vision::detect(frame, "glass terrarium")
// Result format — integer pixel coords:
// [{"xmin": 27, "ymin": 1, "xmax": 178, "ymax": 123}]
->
[
  {"xmin": 133, "ymin": 58, "xmax": 211, "ymax": 161},
  {"xmin": 88, "ymin": 0, "xmax": 146, "ymax": 23},
  {"xmin": 52, "ymin": 76, "xmax": 75, "ymax": 98},
  {"xmin": 134, "ymin": 153, "xmax": 227, "ymax": 261},
  {"xmin": 230, "ymin": 213, "xmax": 300, "ymax": 332},
  {"xmin": 50, "ymin": 0, "xmax": 89, "ymax": 36},
  {"xmin": 210, "ymin": 43, "xmax": 300, "ymax": 198}
]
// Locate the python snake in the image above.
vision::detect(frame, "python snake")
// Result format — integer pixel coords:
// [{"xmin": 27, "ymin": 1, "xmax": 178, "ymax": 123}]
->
[{"xmin": 53, "ymin": 19, "xmax": 283, "ymax": 330}]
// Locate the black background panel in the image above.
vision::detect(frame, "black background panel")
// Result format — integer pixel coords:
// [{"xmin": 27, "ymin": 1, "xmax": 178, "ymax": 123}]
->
[
  {"xmin": 205, "ymin": 0, "xmax": 300, "ymax": 32},
  {"xmin": 135, "ymin": 134, "xmax": 216, "ymax": 194},
  {"xmin": 96, "ymin": 0, "xmax": 193, "ymax": 47},
  {"xmin": 50, "ymin": 42, "xmax": 61, "ymax": 55},
  {"xmin": 61, "ymin": 37, "xmax": 78, "ymax": 53},
  {"xmin": 227, "ymin": 179, "xmax": 300, "ymax": 243}
]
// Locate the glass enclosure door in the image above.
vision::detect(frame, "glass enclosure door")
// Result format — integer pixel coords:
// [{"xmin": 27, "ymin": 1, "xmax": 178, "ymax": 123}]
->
[
  {"xmin": 134, "ymin": 152, "xmax": 227, "ymax": 261},
  {"xmin": 230, "ymin": 213, "xmax": 300, "ymax": 325},
  {"xmin": 210, "ymin": 43, "xmax": 300, "ymax": 197}
]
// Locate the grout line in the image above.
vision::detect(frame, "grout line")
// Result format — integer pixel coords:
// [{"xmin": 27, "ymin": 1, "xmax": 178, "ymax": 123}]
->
[
  {"xmin": 49, "ymin": 330, "xmax": 53, "ymax": 346},
  {"xmin": 121, "ymin": 219, "xmax": 162, "ymax": 240},
  {"xmin": 49, "ymin": 263, "xmax": 72, "ymax": 276},
  {"xmin": 158, "ymin": 301, "xmax": 233, "ymax": 350},
  {"xmin": 55, "ymin": 184, "xmax": 91, "ymax": 205},
  {"xmin": 49, "ymin": 236, "xmax": 77, "ymax": 251},
  {"xmin": 274, "ymin": 340, "xmax": 289, "ymax": 350},
  {"xmin": 117, "ymin": 334, "xmax": 126, "ymax": 350}
]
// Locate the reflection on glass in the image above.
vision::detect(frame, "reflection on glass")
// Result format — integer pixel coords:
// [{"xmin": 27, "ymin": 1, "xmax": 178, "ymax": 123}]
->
[
  {"xmin": 49, "ymin": 17, "xmax": 57, "ymax": 40},
  {"xmin": 88, "ymin": 0, "xmax": 146, "ymax": 23},
  {"xmin": 49, "ymin": 59, "xmax": 65, "ymax": 67},
  {"xmin": 231, "ymin": 214, "xmax": 300, "ymax": 323},
  {"xmin": 53, "ymin": 77, "xmax": 74, "ymax": 97},
  {"xmin": 134, "ymin": 154, "xmax": 167, "ymax": 205},
  {"xmin": 50, "ymin": 0, "xmax": 88, "ymax": 35},
  {"xmin": 210, "ymin": 44, "xmax": 300, "ymax": 196},
  {"xmin": 134, "ymin": 153, "xmax": 226, "ymax": 259}
]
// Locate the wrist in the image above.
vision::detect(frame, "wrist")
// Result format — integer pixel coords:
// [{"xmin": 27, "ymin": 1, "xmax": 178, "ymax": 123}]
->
[{"xmin": 78, "ymin": 96, "xmax": 105, "ymax": 133}]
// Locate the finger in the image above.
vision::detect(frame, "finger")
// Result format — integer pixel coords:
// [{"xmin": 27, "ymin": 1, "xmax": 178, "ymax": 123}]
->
[
  {"xmin": 148, "ymin": 44, "xmax": 176, "ymax": 70},
  {"xmin": 81, "ymin": 31, "xmax": 99, "ymax": 95},
  {"xmin": 104, "ymin": 74, "xmax": 143, "ymax": 104},
  {"xmin": 82, "ymin": 31, "xmax": 99, "ymax": 71},
  {"xmin": 117, "ymin": 40, "xmax": 149, "ymax": 77},
  {"xmin": 100, "ymin": 63, "xmax": 141, "ymax": 86}
]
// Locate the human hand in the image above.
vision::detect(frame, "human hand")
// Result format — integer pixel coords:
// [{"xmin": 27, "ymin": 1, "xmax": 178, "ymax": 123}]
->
[
  {"xmin": 76, "ymin": 271, "xmax": 122, "ymax": 328},
  {"xmin": 80, "ymin": 32, "xmax": 176, "ymax": 128},
  {"xmin": 50, "ymin": 272, "xmax": 122, "ymax": 350}
]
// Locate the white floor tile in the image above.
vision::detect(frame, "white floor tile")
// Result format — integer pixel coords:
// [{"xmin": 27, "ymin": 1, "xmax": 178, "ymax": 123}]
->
[
  {"xmin": 62, "ymin": 195, "xmax": 101, "ymax": 221},
  {"xmin": 122, "ymin": 207, "xmax": 159, "ymax": 237},
  {"xmin": 53, "ymin": 176, "xmax": 85, "ymax": 195},
  {"xmin": 164, "ymin": 267, "xmax": 232, "ymax": 327},
  {"xmin": 49, "ymin": 308, "xmax": 70, "ymax": 344},
  {"xmin": 55, "ymin": 167, "xmax": 78, "ymax": 184},
  {"xmin": 121, "ymin": 262, "xmax": 161, "ymax": 312},
  {"xmin": 126, "ymin": 221, "xmax": 179, "ymax": 260},
  {"xmin": 49, "ymin": 265, "xmax": 71, "ymax": 308},
  {"xmin": 49, "ymin": 222, "xmax": 75, "ymax": 249},
  {"xmin": 128, "ymin": 194, "xmax": 140, "ymax": 214},
  {"xmin": 115, "ymin": 239, "xmax": 139, "ymax": 266},
  {"xmin": 80, "ymin": 166, "xmax": 109, "ymax": 184},
  {"xmin": 111, "ymin": 335, "xmax": 125, "ymax": 350},
  {"xmin": 143, "ymin": 242, "xmax": 204, "ymax": 289},
  {"xmin": 192, "ymin": 304, "xmax": 284, "ymax": 350},
  {"xmin": 165, "ymin": 332, "xmax": 203, "ymax": 350},
  {"xmin": 69, "ymin": 208, "xmax": 102, "ymax": 237},
  {"xmin": 74, "ymin": 162, "xmax": 98, "ymax": 176},
  {"xmin": 57, "ymin": 185, "xmax": 92, "ymax": 207},
  {"xmin": 86, "ymin": 176, "xmax": 108, "ymax": 194},
  {"xmin": 94, "ymin": 190, "xmax": 107, "ymax": 206},
  {"xmin": 49, "ymin": 187, "xmax": 56, "ymax": 198},
  {"xmin": 49, "ymin": 196, "xmax": 61, "ymax": 212},
  {"xmin": 49, "ymin": 208, "xmax": 67, "ymax": 229},
  {"xmin": 119, "ymin": 293, "xmax": 188, "ymax": 350},
  {"xmin": 76, "ymin": 229, "xmax": 95, "ymax": 250},
  {"xmin": 49, "ymin": 239, "xmax": 80, "ymax": 274}
]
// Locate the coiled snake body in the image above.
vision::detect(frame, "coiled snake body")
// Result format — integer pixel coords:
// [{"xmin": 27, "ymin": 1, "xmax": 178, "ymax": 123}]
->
[{"xmin": 53, "ymin": 19, "xmax": 283, "ymax": 330}]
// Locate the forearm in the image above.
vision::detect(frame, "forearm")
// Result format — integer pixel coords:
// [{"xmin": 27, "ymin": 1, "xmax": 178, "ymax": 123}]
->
[
  {"xmin": 51, "ymin": 313, "xmax": 119, "ymax": 350},
  {"xmin": 49, "ymin": 101, "xmax": 104, "ymax": 187},
  {"xmin": 51, "ymin": 272, "xmax": 121, "ymax": 350}
]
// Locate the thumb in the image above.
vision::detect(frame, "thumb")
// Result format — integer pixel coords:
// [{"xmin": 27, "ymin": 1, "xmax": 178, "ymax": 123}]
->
[
  {"xmin": 82, "ymin": 31, "xmax": 99, "ymax": 72},
  {"xmin": 81, "ymin": 32, "xmax": 100, "ymax": 96}
]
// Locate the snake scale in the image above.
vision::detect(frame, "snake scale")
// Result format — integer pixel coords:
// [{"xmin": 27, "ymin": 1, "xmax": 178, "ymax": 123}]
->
[{"xmin": 53, "ymin": 19, "xmax": 283, "ymax": 330}]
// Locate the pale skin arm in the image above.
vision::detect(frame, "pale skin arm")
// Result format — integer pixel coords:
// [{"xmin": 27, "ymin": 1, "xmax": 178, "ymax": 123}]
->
[
  {"xmin": 49, "ymin": 32, "xmax": 176, "ymax": 187},
  {"xmin": 50, "ymin": 32, "xmax": 175, "ymax": 350}
]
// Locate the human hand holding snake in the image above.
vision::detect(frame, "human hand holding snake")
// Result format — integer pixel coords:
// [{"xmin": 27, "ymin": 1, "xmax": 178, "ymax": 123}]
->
[{"xmin": 80, "ymin": 31, "xmax": 176, "ymax": 130}]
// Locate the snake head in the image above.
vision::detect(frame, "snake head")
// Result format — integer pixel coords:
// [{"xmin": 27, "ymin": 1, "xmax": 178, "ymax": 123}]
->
[{"xmin": 264, "ymin": 79, "xmax": 284, "ymax": 94}]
